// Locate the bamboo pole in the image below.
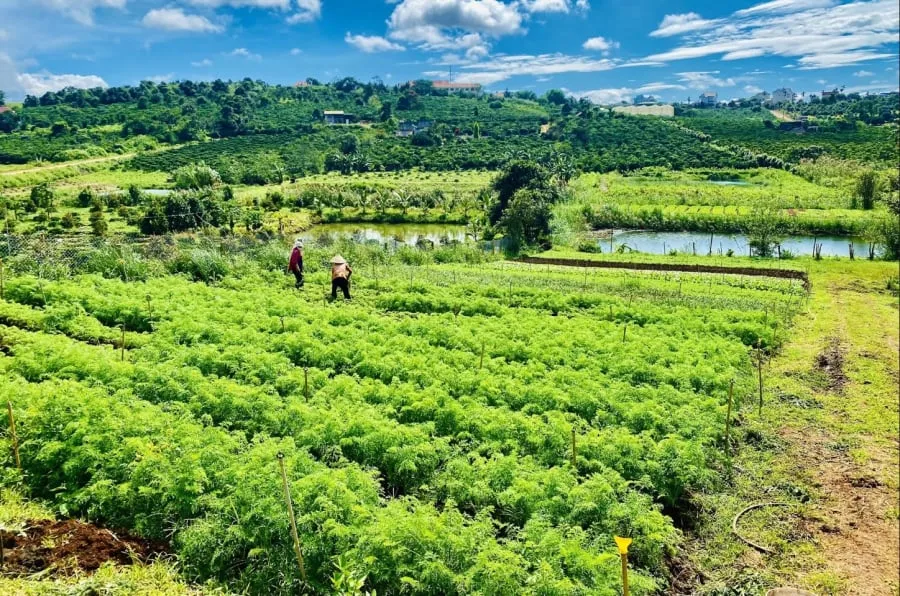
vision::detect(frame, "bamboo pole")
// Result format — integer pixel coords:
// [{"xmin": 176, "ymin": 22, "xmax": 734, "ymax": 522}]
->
[
  {"xmin": 614, "ymin": 537, "xmax": 632, "ymax": 596},
  {"xmin": 571, "ymin": 428, "xmax": 577, "ymax": 469},
  {"xmin": 479, "ymin": 342, "xmax": 485, "ymax": 370},
  {"xmin": 120, "ymin": 325, "xmax": 126, "ymax": 362},
  {"xmin": 725, "ymin": 379, "xmax": 734, "ymax": 460},
  {"xmin": 303, "ymin": 367, "xmax": 309, "ymax": 401},
  {"xmin": 757, "ymin": 342, "xmax": 764, "ymax": 416},
  {"xmin": 276, "ymin": 453, "xmax": 307, "ymax": 583},
  {"xmin": 7, "ymin": 400, "xmax": 20, "ymax": 471}
]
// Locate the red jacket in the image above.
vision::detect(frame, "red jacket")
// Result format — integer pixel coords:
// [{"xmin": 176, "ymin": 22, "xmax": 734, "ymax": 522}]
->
[{"xmin": 289, "ymin": 247, "xmax": 303, "ymax": 271}]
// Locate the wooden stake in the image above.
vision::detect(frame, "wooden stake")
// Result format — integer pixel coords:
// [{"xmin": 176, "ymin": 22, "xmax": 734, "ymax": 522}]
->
[
  {"xmin": 7, "ymin": 400, "xmax": 20, "ymax": 471},
  {"xmin": 622, "ymin": 324, "xmax": 627, "ymax": 343},
  {"xmin": 120, "ymin": 325, "xmax": 126, "ymax": 362},
  {"xmin": 276, "ymin": 452, "xmax": 307, "ymax": 583},
  {"xmin": 757, "ymin": 342, "xmax": 764, "ymax": 416},
  {"xmin": 725, "ymin": 379, "xmax": 734, "ymax": 460},
  {"xmin": 280, "ymin": 316, "xmax": 285, "ymax": 333},
  {"xmin": 479, "ymin": 342, "xmax": 485, "ymax": 370},
  {"xmin": 0, "ymin": 258, "xmax": 4, "ymax": 301},
  {"xmin": 621, "ymin": 553, "xmax": 630, "ymax": 596},
  {"xmin": 571, "ymin": 428, "xmax": 577, "ymax": 469},
  {"xmin": 303, "ymin": 367, "xmax": 309, "ymax": 401}
]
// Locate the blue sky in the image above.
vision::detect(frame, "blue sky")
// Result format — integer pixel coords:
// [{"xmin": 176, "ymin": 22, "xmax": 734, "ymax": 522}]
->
[{"xmin": 0, "ymin": 0, "xmax": 897, "ymax": 103}]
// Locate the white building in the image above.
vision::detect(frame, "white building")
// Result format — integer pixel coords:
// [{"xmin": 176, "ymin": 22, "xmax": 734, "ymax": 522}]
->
[
  {"xmin": 771, "ymin": 88, "xmax": 796, "ymax": 104},
  {"xmin": 699, "ymin": 92, "xmax": 718, "ymax": 106}
]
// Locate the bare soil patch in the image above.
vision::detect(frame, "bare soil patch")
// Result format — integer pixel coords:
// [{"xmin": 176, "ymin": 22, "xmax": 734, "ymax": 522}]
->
[
  {"xmin": 0, "ymin": 519, "xmax": 167, "ymax": 575},
  {"xmin": 815, "ymin": 338, "xmax": 848, "ymax": 392}
]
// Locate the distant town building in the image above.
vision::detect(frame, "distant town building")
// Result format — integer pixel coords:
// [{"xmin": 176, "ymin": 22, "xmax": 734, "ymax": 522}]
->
[
  {"xmin": 699, "ymin": 92, "xmax": 718, "ymax": 106},
  {"xmin": 632, "ymin": 94, "xmax": 657, "ymax": 105},
  {"xmin": 294, "ymin": 81, "xmax": 309, "ymax": 88},
  {"xmin": 821, "ymin": 88, "xmax": 840, "ymax": 100},
  {"xmin": 771, "ymin": 88, "xmax": 797, "ymax": 104},
  {"xmin": 613, "ymin": 104, "xmax": 675, "ymax": 117},
  {"xmin": 396, "ymin": 119, "xmax": 433, "ymax": 137},
  {"xmin": 431, "ymin": 80, "xmax": 482, "ymax": 93},
  {"xmin": 323, "ymin": 110, "xmax": 353, "ymax": 125},
  {"xmin": 751, "ymin": 91, "xmax": 771, "ymax": 102}
]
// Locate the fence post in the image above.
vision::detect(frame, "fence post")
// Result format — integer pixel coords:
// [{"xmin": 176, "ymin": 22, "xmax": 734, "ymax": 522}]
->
[
  {"xmin": 756, "ymin": 342, "xmax": 764, "ymax": 416},
  {"xmin": 622, "ymin": 323, "xmax": 627, "ymax": 343},
  {"xmin": 7, "ymin": 400, "xmax": 20, "ymax": 472},
  {"xmin": 120, "ymin": 325, "xmax": 126, "ymax": 362},
  {"xmin": 276, "ymin": 452, "xmax": 307, "ymax": 583},
  {"xmin": 614, "ymin": 537, "xmax": 632, "ymax": 596},
  {"xmin": 725, "ymin": 379, "xmax": 734, "ymax": 461},
  {"xmin": 304, "ymin": 367, "xmax": 309, "ymax": 401},
  {"xmin": 571, "ymin": 427, "xmax": 577, "ymax": 469}
]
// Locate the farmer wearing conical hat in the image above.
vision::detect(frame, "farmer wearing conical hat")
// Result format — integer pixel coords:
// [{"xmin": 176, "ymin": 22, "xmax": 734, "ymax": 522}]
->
[
  {"xmin": 330, "ymin": 255, "xmax": 352, "ymax": 300},
  {"xmin": 288, "ymin": 238, "xmax": 304, "ymax": 289}
]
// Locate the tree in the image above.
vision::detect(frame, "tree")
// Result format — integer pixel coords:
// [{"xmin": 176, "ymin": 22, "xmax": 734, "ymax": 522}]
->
[
  {"xmin": 340, "ymin": 134, "xmax": 359, "ymax": 155},
  {"xmin": 89, "ymin": 209, "xmax": 108, "ymax": 236},
  {"xmin": 499, "ymin": 188, "xmax": 554, "ymax": 253},
  {"xmin": 745, "ymin": 207, "xmax": 782, "ymax": 257},
  {"xmin": 490, "ymin": 161, "xmax": 554, "ymax": 224},
  {"xmin": 29, "ymin": 183, "xmax": 55, "ymax": 213},
  {"xmin": 855, "ymin": 170, "xmax": 879, "ymax": 210},
  {"xmin": 545, "ymin": 89, "xmax": 567, "ymax": 106},
  {"xmin": 0, "ymin": 89, "xmax": 5, "ymax": 105},
  {"xmin": 61, "ymin": 212, "xmax": 79, "ymax": 229},
  {"xmin": 174, "ymin": 162, "xmax": 222, "ymax": 190},
  {"xmin": 76, "ymin": 188, "xmax": 95, "ymax": 208}
]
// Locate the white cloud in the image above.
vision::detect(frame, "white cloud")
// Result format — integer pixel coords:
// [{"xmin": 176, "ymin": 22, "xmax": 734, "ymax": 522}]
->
[
  {"xmin": 19, "ymin": 72, "xmax": 109, "ymax": 96},
  {"xmin": 567, "ymin": 87, "xmax": 632, "ymax": 104},
  {"xmin": 582, "ymin": 36, "xmax": 619, "ymax": 52},
  {"xmin": 677, "ymin": 71, "xmax": 736, "ymax": 89},
  {"xmin": 853, "ymin": 69, "xmax": 874, "ymax": 77},
  {"xmin": 191, "ymin": 59, "xmax": 214, "ymax": 67},
  {"xmin": 650, "ymin": 13, "xmax": 721, "ymax": 37},
  {"xmin": 636, "ymin": 82, "xmax": 686, "ymax": 93},
  {"xmin": 290, "ymin": 48, "xmax": 303, "ymax": 55},
  {"xmin": 147, "ymin": 73, "xmax": 175, "ymax": 83},
  {"xmin": 734, "ymin": 0, "xmax": 836, "ymax": 17},
  {"xmin": 345, "ymin": 33, "xmax": 405, "ymax": 53},
  {"xmin": 388, "ymin": 0, "xmax": 524, "ymax": 48},
  {"xmin": 644, "ymin": 0, "xmax": 899, "ymax": 71},
  {"xmin": 432, "ymin": 52, "xmax": 616, "ymax": 86},
  {"xmin": 288, "ymin": 0, "xmax": 322, "ymax": 23},
  {"xmin": 143, "ymin": 8, "xmax": 223, "ymax": 33},
  {"xmin": 34, "ymin": 0, "xmax": 126, "ymax": 26},
  {"xmin": 229, "ymin": 48, "xmax": 262, "ymax": 60},
  {"xmin": 186, "ymin": 0, "xmax": 291, "ymax": 8},
  {"xmin": 744, "ymin": 84, "xmax": 763, "ymax": 94},
  {"xmin": 0, "ymin": 51, "xmax": 109, "ymax": 98},
  {"xmin": 519, "ymin": 0, "xmax": 589, "ymax": 13}
]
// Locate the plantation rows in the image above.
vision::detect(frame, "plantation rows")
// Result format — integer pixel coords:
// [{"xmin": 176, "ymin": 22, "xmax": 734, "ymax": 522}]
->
[{"xmin": 0, "ymin": 259, "xmax": 797, "ymax": 594}]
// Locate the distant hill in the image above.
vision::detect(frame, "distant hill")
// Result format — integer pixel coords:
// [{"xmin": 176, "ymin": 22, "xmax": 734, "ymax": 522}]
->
[{"xmin": 0, "ymin": 79, "xmax": 894, "ymax": 176}]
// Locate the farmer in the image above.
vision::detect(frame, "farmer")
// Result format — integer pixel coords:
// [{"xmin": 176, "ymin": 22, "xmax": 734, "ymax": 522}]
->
[
  {"xmin": 330, "ymin": 255, "xmax": 352, "ymax": 300},
  {"xmin": 288, "ymin": 238, "xmax": 304, "ymax": 288}
]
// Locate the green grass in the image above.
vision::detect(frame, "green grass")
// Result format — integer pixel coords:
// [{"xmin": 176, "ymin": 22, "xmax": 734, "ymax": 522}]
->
[{"xmin": 572, "ymin": 169, "xmax": 850, "ymax": 210}]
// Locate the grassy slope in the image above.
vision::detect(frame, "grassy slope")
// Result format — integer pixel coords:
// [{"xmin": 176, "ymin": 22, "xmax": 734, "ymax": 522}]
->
[{"xmin": 687, "ymin": 258, "xmax": 899, "ymax": 595}]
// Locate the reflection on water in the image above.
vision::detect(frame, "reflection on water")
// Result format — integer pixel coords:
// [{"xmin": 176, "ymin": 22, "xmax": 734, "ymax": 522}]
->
[
  {"xmin": 301, "ymin": 223, "xmax": 469, "ymax": 247},
  {"xmin": 605, "ymin": 230, "xmax": 868, "ymax": 258}
]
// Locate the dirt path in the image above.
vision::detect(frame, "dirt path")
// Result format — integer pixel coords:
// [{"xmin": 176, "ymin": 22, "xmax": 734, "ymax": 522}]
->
[
  {"xmin": 0, "ymin": 154, "xmax": 133, "ymax": 177},
  {"xmin": 770, "ymin": 109, "xmax": 795, "ymax": 122},
  {"xmin": 773, "ymin": 270, "xmax": 899, "ymax": 594}
]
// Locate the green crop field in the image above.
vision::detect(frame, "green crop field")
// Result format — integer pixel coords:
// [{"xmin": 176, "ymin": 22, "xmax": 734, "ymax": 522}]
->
[{"xmin": 0, "ymin": 237, "xmax": 804, "ymax": 595}]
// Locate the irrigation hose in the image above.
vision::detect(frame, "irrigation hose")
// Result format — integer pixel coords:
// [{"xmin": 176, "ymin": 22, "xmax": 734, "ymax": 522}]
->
[{"xmin": 731, "ymin": 502, "xmax": 791, "ymax": 554}]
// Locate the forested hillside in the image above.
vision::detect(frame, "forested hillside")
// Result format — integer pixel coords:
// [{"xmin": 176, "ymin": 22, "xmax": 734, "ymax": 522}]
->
[{"xmin": 2, "ymin": 78, "xmax": 871, "ymax": 174}]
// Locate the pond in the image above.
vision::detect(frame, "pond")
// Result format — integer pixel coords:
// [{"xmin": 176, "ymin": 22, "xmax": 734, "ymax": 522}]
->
[
  {"xmin": 602, "ymin": 230, "xmax": 869, "ymax": 258},
  {"xmin": 300, "ymin": 223, "xmax": 469, "ymax": 247},
  {"xmin": 705, "ymin": 180, "xmax": 752, "ymax": 187}
]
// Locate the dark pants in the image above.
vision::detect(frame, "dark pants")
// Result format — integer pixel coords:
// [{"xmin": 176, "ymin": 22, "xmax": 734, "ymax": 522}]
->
[
  {"xmin": 332, "ymin": 277, "xmax": 350, "ymax": 299},
  {"xmin": 292, "ymin": 268, "xmax": 304, "ymax": 288}
]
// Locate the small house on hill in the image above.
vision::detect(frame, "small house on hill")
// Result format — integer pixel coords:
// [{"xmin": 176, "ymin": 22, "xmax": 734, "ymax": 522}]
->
[
  {"xmin": 699, "ymin": 92, "xmax": 717, "ymax": 106},
  {"xmin": 324, "ymin": 110, "xmax": 353, "ymax": 125}
]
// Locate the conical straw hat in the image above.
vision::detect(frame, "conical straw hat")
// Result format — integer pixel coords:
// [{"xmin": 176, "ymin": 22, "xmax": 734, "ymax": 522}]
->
[{"xmin": 330, "ymin": 255, "xmax": 347, "ymax": 264}]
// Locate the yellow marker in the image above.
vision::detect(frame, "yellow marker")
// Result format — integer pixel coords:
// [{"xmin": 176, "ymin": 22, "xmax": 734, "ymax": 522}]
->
[
  {"xmin": 614, "ymin": 536, "xmax": 632, "ymax": 555},
  {"xmin": 614, "ymin": 536, "xmax": 632, "ymax": 596}
]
